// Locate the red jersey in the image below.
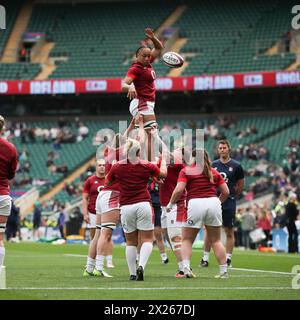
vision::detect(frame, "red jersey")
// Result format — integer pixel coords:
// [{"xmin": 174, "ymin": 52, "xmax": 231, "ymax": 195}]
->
[
  {"xmin": 0, "ymin": 137, "xmax": 18, "ymax": 195},
  {"xmin": 106, "ymin": 159, "xmax": 160, "ymax": 206},
  {"xmin": 83, "ymin": 175, "xmax": 105, "ymax": 214},
  {"xmin": 126, "ymin": 61, "xmax": 156, "ymax": 102},
  {"xmin": 159, "ymin": 164, "xmax": 186, "ymax": 206},
  {"xmin": 102, "ymin": 146, "xmax": 124, "ymax": 192},
  {"xmin": 178, "ymin": 166, "xmax": 225, "ymax": 203}
]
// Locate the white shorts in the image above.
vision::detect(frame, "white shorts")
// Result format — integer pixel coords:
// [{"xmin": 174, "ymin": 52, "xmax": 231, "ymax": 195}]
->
[
  {"xmin": 185, "ymin": 197, "xmax": 222, "ymax": 229},
  {"xmin": 87, "ymin": 212, "xmax": 96, "ymax": 229},
  {"xmin": 160, "ymin": 210, "xmax": 167, "ymax": 229},
  {"xmin": 129, "ymin": 99, "xmax": 155, "ymax": 117},
  {"xmin": 162, "ymin": 202, "xmax": 186, "ymax": 228},
  {"xmin": 120, "ymin": 201, "xmax": 154, "ymax": 233},
  {"xmin": 0, "ymin": 195, "xmax": 12, "ymax": 217},
  {"xmin": 96, "ymin": 190, "xmax": 120, "ymax": 215}
]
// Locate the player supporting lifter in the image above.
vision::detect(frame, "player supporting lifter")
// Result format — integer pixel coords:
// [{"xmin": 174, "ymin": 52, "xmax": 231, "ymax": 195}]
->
[
  {"xmin": 0, "ymin": 115, "xmax": 18, "ymax": 280},
  {"xmin": 106, "ymin": 138, "xmax": 167, "ymax": 281},
  {"xmin": 168, "ymin": 148, "xmax": 230, "ymax": 279},
  {"xmin": 159, "ymin": 148, "xmax": 187, "ymax": 278},
  {"xmin": 82, "ymin": 159, "xmax": 114, "ymax": 276},
  {"xmin": 93, "ymin": 119, "xmax": 136, "ymax": 277},
  {"xmin": 200, "ymin": 140, "xmax": 245, "ymax": 268}
]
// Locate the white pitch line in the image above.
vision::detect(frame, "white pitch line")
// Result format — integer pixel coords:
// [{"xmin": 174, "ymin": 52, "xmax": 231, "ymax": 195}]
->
[
  {"xmin": 5, "ymin": 287, "xmax": 293, "ymax": 291},
  {"xmin": 231, "ymin": 267, "xmax": 293, "ymax": 275},
  {"xmin": 64, "ymin": 254, "xmax": 86, "ymax": 257}
]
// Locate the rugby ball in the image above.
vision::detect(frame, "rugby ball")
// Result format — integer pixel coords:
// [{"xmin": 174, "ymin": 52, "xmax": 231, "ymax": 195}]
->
[{"xmin": 162, "ymin": 52, "xmax": 184, "ymax": 68}]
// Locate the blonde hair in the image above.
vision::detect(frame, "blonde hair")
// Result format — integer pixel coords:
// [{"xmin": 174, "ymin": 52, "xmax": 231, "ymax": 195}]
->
[
  {"xmin": 96, "ymin": 158, "xmax": 105, "ymax": 166},
  {"xmin": 124, "ymin": 138, "xmax": 141, "ymax": 159},
  {"xmin": 0, "ymin": 115, "xmax": 5, "ymax": 132},
  {"xmin": 192, "ymin": 148, "xmax": 214, "ymax": 183}
]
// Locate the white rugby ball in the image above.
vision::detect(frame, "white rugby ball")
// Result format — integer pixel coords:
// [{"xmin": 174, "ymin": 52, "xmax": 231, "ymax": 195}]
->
[{"xmin": 162, "ymin": 52, "xmax": 184, "ymax": 68}]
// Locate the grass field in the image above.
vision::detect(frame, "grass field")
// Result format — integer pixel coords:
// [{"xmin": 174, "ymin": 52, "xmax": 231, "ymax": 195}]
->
[{"xmin": 0, "ymin": 242, "xmax": 299, "ymax": 300}]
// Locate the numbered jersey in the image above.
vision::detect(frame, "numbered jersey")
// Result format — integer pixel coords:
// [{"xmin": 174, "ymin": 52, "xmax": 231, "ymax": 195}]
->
[
  {"xmin": 83, "ymin": 175, "xmax": 105, "ymax": 214},
  {"xmin": 126, "ymin": 61, "xmax": 156, "ymax": 101},
  {"xmin": 212, "ymin": 159, "xmax": 244, "ymax": 205}
]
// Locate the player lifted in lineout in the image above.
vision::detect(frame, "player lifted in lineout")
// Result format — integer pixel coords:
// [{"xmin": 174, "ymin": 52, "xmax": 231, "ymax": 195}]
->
[
  {"xmin": 122, "ymin": 27, "xmax": 163, "ymax": 161},
  {"xmin": 122, "ymin": 27, "xmax": 162, "ymax": 130}
]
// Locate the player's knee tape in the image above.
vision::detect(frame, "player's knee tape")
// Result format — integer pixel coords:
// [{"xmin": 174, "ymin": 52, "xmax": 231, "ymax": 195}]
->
[
  {"xmin": 0, "ymin": 222, "xmax": 6, "ymax": 233},
  {"xmin": 101, "ymin": 222, "xmax": 116, "ymax": 231},
  {"xmin": 167, "ymin": 227, "xmax": 182, "ymax": 252},
  {"xmin": 134, "ymin": 121, "xmax": 158, "ymax": 130},
  {"xmin": 144, "ymin": 120, "xmax": 158, "ymax": 130},
  {"xmin": 96, "ymin": 224, "xmax": 102, "ymax": 230}
]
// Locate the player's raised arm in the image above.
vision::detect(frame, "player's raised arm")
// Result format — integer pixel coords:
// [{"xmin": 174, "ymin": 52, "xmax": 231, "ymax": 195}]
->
[{"xmin": 145, "ymin": 27, "xmax": 163, "ymax": 60}]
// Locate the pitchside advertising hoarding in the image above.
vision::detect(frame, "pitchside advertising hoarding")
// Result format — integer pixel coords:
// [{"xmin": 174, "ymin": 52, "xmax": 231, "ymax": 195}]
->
[
  {"xmin": 272, "ymin": 228, "xmax": 300, "ymax": 253},
  {"xmin": 1, "ymin": 70, "xmax": 300, "ymax": 95}
]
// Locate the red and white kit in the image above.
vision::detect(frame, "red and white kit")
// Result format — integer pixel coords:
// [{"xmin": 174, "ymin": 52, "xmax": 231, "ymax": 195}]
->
[
  {"xmin": 106, "ymin": 159, "xmax": 160, "ymax": 233},
  {"xmin": 160, "ymin": 163, "xmax": 187, "ymax": 228},
  {"xmin": 126, "ymin": 59, "xmax": 156, "ymax": 118},
  {"xmin": 177, "ymin": 166, "xmax": 225, "ymax": 228},
  {"xmin": 83, "ymin": 175, "xmax": 105, "ymax": 227}
]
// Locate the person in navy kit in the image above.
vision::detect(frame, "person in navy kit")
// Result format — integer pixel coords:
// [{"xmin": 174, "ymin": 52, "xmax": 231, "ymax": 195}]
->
[{"xmin": 200, "ymin": 140, "xmax": 245, "ymax": 268}]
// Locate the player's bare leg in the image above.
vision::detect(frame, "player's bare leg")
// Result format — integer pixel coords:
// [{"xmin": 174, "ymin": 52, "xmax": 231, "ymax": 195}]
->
[
  {"xmin": 0, "ymin": 216, "xmax": 8, "ymax": 273},
  {"xmin": 224, "ymin": 226, "xmax": 235, "ymax": 267},
  {"xmin": 205, "ymin": 225, "xmax": 228, "ymax": 278},
  {"xmin": 94, "ymin": 209, "xmax": 119, "ymax": 277},
  {"xmin": 83, "ymin": 218, "xmax": 100, "ymax": 276},
  {"xmin": 201, "ymin": 228, "xmax": 211, "ymax": 267},
  {"xmin": 154, "ymin": 226, "xmax": 168, "ymax": 264},
  {"xmin": 181, "ymin": 227, "xmax": 198, "ymax": 278}
]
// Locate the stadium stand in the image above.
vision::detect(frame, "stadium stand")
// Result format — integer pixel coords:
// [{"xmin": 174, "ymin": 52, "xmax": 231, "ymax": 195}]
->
[
  {"xmin": 0, "ymin": 1, "xmax": 296, "ymax": 80},
  {"xmin": 26, "ymin": 2, "xmax": 176, "ymax": 78},
  {"xmin": 174, "ymin": 0, "xmax": 296, "ymax": 75}
]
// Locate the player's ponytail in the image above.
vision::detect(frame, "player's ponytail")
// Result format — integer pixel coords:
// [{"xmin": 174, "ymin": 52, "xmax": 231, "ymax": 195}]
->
[
  {"xmin": 192, "ymin": 148, "xmax": 214, "ymax": 183},
  {"xmin": 124, "ymin": 138, "xmax": 141, "ymax": 160}
]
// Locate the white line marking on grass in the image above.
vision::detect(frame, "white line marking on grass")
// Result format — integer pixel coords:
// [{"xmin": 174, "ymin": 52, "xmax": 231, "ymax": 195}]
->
[
  {"xmin": 64, "ymin": 254, "xmax": 86, "ymax": 257},
  {"xmin": 231, "ymin": 267, "xmax": 293, "ymax": 275},
  {"xmin": 5, "ymin": 287, "xmax": 293, "ymax": 290}
]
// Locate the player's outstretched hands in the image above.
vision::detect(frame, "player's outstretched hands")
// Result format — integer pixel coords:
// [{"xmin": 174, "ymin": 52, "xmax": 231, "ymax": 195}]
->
[
  {"xmin": 145, "ymin": 28, "xmax": 155, "ymax": 39},
  {"xmin": 127, "ymin": 86, "xmax": 137, "ymax": 100}
]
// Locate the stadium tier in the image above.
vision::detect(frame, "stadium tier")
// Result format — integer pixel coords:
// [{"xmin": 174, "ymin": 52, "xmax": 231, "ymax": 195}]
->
[
  {"xmin": 11, "ymin": 119, "xmax": 119, "ymax": 195},
  {"xmin": 176, "ymin": 0, "xmax": 296, "ymax": 75},
  {"xmin": 0, "ymin": 63, "xmax": 40, "ymax": 80},
  {"xmin": 26, "ymin": 2, "xmax": 176, "ymax": 78},
  {"xmin": 0, "ymin": 1, "xmax": 22, "ymax": 57},
  {"xmin": 0, "ymin": 1, "xmax": 296, "ymax": 80},
  {"xmin": 9, "ymin": 114, "xmax": 299, "ymax": 206}
]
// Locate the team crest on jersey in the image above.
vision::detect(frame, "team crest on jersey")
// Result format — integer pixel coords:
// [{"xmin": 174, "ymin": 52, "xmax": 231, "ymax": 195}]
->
[
  {"xmin": 94, "ymin": 181, "xmax": 98, "ymax": 183},
  {"xmin": 229, "ymin": 167, "xmax": 233, "ymax": 172}
]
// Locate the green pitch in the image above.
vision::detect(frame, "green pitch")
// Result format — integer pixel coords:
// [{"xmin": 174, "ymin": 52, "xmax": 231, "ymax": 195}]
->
[{"xmin": 0, "ymin": 242, "xmax": 299, "ymax": 300}]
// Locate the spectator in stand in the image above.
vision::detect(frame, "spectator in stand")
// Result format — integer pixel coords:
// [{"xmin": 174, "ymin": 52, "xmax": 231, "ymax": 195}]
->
[
  {"xmin": 256, "ymin": 208, "xmax": 272, "ymax": 247},
  {"xmin": 285, "ymin": 193, "xmax": 299, "ymax": 253},
  {"xmin": 241, "ymin": 207, "xmax": 256, "ymax": 249},
  {"xmin": 57, "ymin": 206, "xmax": 66, "ymax": 239},
  {"xmin": 32, "ymin": 201, "xmax": 42, "ymax": 241}
]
